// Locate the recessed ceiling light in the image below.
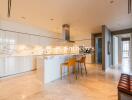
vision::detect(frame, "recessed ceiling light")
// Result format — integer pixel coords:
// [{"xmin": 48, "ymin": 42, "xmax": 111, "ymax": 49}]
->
[
  {"xmin": 50, "ymin": 18, "xmax": 54, "ymax": 21},
  {"xmin": 21, "ymin": 17, "xmax": 26, "ymax": 20},
  {"xmin": 110, "ymin": 0, "xmax": 114, "ymax": 4}
]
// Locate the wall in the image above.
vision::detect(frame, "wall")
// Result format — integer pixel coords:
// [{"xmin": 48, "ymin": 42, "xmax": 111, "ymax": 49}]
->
[
  {"xmin": 91, "ymin": 33, "xmax": 102, "ymax": 63},
  {"xmin": 118, "ymin": 37, "xmax": 122, "ymax": 64},
  {"xmin": 102, "ymin": 25, "xmax": 112, "ymax": 70},
  {"xmin": 130, "ymin": 33, "xmax": 132, "ymax": 65},
  {"xmin": 72, "ymin": 33, "xmax": 92, "ymax": 63},
  {"xmin": 113, "ymin": 36, "xmax": 118, "ymax": 65}
]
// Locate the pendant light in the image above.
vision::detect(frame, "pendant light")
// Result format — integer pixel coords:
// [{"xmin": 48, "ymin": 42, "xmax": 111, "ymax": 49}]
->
[{"xmin": 8, "ymin": 0, "xmax": 12, "ymax": 17}]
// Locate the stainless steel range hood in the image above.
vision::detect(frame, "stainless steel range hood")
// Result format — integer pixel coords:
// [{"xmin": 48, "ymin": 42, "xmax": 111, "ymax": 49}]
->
[{"xmin": 62, "ymin": 24, "xmax": 75, "ymax": 43}]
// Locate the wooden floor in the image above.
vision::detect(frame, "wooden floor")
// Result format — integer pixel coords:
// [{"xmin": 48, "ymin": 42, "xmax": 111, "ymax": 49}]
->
[{"xmin": 0, "ymin": 63, "xmax": 131, "ymax": 100}]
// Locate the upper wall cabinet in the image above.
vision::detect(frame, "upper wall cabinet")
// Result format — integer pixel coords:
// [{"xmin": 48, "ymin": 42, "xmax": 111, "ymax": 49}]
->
[
  {"xmin": 17, "ymin": 34, "xmax": 30, "ymax": 45},
  {"xmin": 0, "ymin": 57, "xmax": 5, "ymax": 77},
  {"xmin": 0, "ymin": 30, "xmax": 6, "ymax": 53},
  {"xmin": 39, "ymin": 37, "xmax": 52, "ymax": 46},
  {"xmin": 5, "ymin": 56, "xmax": 16, "ymax": 76},
  {"xmin": 29, "ymin": 35, "xmax": 39, "ymax": 46},
  {"xmin": 0, "ymin": 31, "xmax": 17, "ymax": 55},
  {"xmin": 5, "ymin": 31, "xmax": 17, "ymax": 54}
]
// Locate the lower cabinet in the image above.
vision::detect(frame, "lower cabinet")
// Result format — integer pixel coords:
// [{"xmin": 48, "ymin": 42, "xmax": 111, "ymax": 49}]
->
[
  {"xmin": 5, "ymin": 57, "xmax": 16, "ymax": 76},
  {"xmin": 0, "ymin": 56, "xmax": 35, "ymax": 78},
  {"xmin": 0, "ymin": 57, "xmax": 5, "ymax": 77}
]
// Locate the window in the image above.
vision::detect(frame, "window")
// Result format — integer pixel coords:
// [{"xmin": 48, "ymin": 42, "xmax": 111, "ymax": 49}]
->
[{"xmin": 122, "ymin": 41, "xmax": 130, "ymax": 58}]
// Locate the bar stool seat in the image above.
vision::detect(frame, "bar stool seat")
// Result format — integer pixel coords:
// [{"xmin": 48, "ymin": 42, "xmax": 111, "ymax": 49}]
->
[{"xmin": 60, "ymin": 58, "xmax": 77, "ymax": 80}]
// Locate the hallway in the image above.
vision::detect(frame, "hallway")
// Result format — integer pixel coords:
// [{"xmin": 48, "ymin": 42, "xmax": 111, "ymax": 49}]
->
[{"xmin": 106, "ymin": 58, "xmax": 132, "ymax": 83}]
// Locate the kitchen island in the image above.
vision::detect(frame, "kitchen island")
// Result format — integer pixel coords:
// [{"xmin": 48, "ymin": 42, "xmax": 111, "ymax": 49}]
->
[
  {"xmin": 36, "ymin": 54, "xmax": 91, "ymax": 84},
  {"xmin": 37, "ymin": 54, "xmax": 78, "ymax": 84}
]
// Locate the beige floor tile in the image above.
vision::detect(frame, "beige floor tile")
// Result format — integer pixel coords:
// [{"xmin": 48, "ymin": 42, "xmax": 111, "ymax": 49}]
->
[{"xmin": 0, "ymin": 64, "xmax": 130, "ymax": 100}]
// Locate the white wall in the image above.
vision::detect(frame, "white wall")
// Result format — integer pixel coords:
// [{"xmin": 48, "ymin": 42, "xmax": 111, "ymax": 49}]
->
[
  {"xmin": 118, "ymin": 37, "xmax": 122, "ymax": 64},
  {"xmin": 130, "ymin": 33, "xmax": 132, "ymax": 66},
  {"xmin": 102, "ymin": 25, "xmax": 112, "ymax": 70},
  {"xmin": 113, "ymin": 36, "xmax": 118, "ymax": 65}
]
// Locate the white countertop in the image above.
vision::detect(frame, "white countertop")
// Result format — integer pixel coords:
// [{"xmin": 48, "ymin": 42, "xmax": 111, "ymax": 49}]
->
[{"xmin": 43, "ymin": 53, "xmax": 80, "ymax": 56}]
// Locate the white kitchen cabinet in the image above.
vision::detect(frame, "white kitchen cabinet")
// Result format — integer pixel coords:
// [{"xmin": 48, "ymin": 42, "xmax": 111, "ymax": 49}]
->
[
  {"xmin": 0, "ymin": 57, "xmax": 5, "ymax": 77},
  {"xmin": 15, "ymin": 56, "xmax": 20, "ymax": 73},
  {"xmin": 0, "ymin": 31, "xmax": 6, "ymax": 52},
  {"xmin": 0, "ymin": 56, "xmax": 35, "ymax": 78},
  {"xmin": 5, "ymin": 56, "xmax": 16, "ymax": 76},
  {"xmin": 17, "ymin": 56, "xmax": 24, "ymax": 73},
  {"xmin": 23, "ymin": 56, "xmax": 33, "ymax": 72},
  {"xmin": 17, "ymin": 34, "xmax": 30, "ymax": 45},
  {"xmin": 29, "ymin": 35, "xmax": 39, "ymax": 46},
  {"xmin": 38, "ymin": 37, "xmax": 45, "ymax": 46},
  {"xmin": 17, "ymin": 56, "xmax": 33, "ymax": 73}
]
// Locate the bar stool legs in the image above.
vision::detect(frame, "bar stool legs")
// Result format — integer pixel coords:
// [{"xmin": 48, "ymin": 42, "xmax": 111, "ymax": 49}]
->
[
  {"xmin": 78, "ymin": 62, "xmax": 80, "ymax": 74},
  {"xmin": 81, "ymin": 63, "xmax": 83, "ymax": 76},
  {"xmin": 60, "ymin": 64, "xmax": 63, "ymax": 80},
  {"xmin": 80, "ymin": 63, "xmax": 87, "ymax": 76},
  {"xmin": 74, "ymin": 66, "xmax": 78, "ymax": 80},
  {"xmin": 84, "ymin": 63, "xmax": 87, "ymax": 75},
  {"xmin": 60, "ymin": 58, "xmax": 78, "ymax": 81},
  {"xmin": 67, "ymin": 67, "xmax": 70, "ymax": 81}
]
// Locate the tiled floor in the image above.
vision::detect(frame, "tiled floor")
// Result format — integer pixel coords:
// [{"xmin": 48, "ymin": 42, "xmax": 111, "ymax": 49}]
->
[{"xmin": 0, "ymin": 64, "xmax": 129, "ymax": 100}]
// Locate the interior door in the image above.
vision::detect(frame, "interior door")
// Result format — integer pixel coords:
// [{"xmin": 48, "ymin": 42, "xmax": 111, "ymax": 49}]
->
[{"xmin": 96, "ymin": 38, "xmax": 102, "ymax": 64}]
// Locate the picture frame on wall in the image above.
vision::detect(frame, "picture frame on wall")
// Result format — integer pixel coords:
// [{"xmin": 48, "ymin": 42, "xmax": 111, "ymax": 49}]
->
[{"xmin": 107, "ymin": 41, "xmax": 111, "ymax": 55}]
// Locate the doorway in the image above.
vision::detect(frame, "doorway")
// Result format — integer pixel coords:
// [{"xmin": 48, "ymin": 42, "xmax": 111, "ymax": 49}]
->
[
  {"xmin": 96, "ymin": 37, "xmax": 102, "ymax": 64},
  {"xmin": 122, "ymin": 40, "xmax": 130, "ymax": 58},
  {"xmin": 113, "ymin": 34, "xmax": 131, "ymax": 69}
]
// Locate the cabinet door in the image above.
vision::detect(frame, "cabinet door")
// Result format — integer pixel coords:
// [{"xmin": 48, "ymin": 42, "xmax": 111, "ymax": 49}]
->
[
  {"xmin": 23, "ymin": 56, "xmax": 33, "ymax": 71},
  {"xmin": 39, "ymin": 37, "xmax": 48, "ymax": 46},
  {"xmin": 0, "ymin": 31, "xmax": 6, "ymax": 53},
  {"xmin": 23, "ymin": 57, "xmax": 30, "ymax": 71},
  {"xmin": 5, "ymin": 32, "xmax": 17, "ymax": 54},
  {"xmin": 0, "ymin": 57, "xmax": 5, "ymax": 77},
  {"xmin": 15, "ymin": 56, "xmax": 24, "ymax": 73},
  {"xmin": 17, "ymin": 34, "xmax": 30, "ymax": 45},
  {"xmin": 29, "ymin": 35, "xmax": 39, "ymax": 46},
  {"xmin": 5, "ymin": 57, "xmax": 16, "ymax": 76},
  {"xmin": 18, "ymin": 56, "xmax": 25, "ymax": 73}
]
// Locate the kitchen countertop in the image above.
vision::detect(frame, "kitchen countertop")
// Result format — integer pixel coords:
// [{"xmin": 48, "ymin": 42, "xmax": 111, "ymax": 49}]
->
[{"xmin": 43, "ymin": 53, "xmax": 80, "ymax": 56}]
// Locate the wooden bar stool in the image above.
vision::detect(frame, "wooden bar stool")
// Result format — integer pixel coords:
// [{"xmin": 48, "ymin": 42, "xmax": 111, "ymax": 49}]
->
[
  {"xmin": 60, "ymin": 58, "xmax": 77, "ymax": 80},
  {"xmin": 76, "ymin": 56, "xmax": 87, "ymax": 75}
]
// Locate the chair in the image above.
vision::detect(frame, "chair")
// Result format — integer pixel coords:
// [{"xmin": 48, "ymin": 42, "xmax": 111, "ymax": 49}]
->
[
  {"xmin": 118, "ymin": 74, "xmax": 132, "ymax": 100},
  {"xmin": 76, "ymin": 56, "xmax": 87, "ymax": 75},
  {"xmin": 60, "ymin": 58, "xmax": 77, "ymax": 80}
]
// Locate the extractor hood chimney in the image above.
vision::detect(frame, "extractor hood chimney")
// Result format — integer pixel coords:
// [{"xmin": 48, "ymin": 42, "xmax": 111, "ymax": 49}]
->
[{"xmin": 62, "ymin": 24, "xmax": 75, "ymax": 43}]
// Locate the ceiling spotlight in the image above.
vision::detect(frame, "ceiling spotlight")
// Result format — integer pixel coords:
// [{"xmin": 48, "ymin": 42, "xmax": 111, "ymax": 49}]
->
[
  {"xmin": 50, "ymin": 18, "xmax": 54, "ymax": 21},
  {"xmin": 110, "ymin": 0, "xmax": 114, "ymax": 4},
  {"xmin": 21, "ymin": 17, "xmax": 26, "ymax": 20}
]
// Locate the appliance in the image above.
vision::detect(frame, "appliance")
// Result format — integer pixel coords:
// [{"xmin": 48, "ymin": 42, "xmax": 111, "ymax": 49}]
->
[
  {"xmin": 62, "ymin": 24, "xmax": 75, "ymax": 43},
  {"xmin": 8, "ymin": 0, "xmax": 12, "ymax": 17}
]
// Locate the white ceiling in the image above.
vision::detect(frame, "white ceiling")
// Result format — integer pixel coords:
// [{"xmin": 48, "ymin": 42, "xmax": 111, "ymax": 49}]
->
[{"xmin": 0, "ymin": 0, "xmax": 132, "ymax": 36}]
